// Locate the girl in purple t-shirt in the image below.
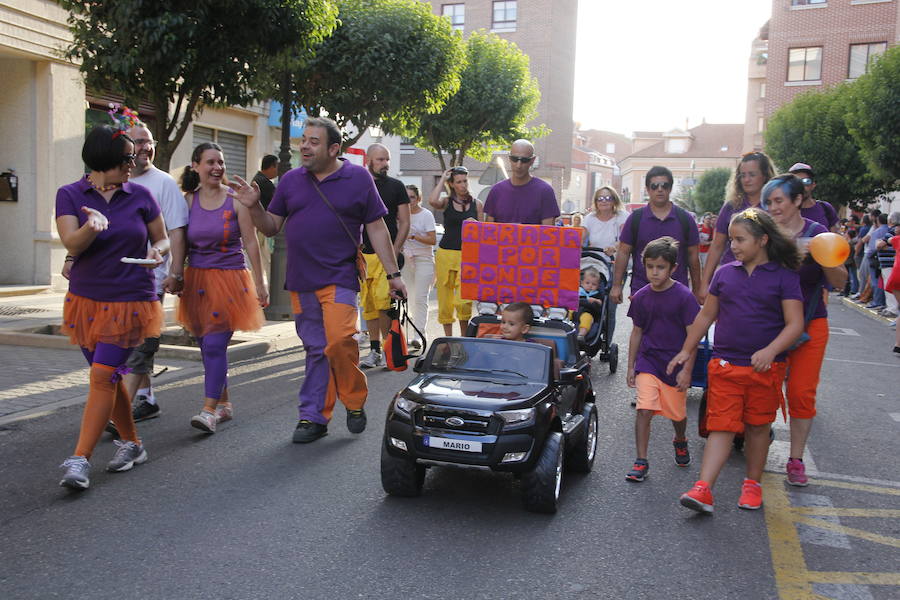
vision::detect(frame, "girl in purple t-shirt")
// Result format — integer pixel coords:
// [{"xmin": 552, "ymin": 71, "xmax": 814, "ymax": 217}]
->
[
  {"xmin": 764, "ymin": 174, "xmax": 847, "ymax": 487},
  {"xmin": 175, "ymin": 143, "xmax": 267, "ymax": 434},
  {"xmin": 625, "ymin": 237, "xmax": 700, "ymax": 483},
  {"xmin": 56, "ymin": 125, "xmax": 169, "ymax": 490},
  {"xmin": 668, "ymin": 208, "xmax": 804, "ymax": 515}
]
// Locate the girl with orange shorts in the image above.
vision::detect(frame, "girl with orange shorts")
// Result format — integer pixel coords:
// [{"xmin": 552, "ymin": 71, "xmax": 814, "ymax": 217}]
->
[
  {"xmin": 669, "ymin": 208, "xmax": 804, "ymax": 514},
  {"xmin": 56, "ymin": 125, "xmax": 168, "ymax": 490},
  {"xmin": 764, "ymin": 174, "xmax": 847, "ymax": 486},
  {"xmin": 176, "ymin": 143, "xmax": 267, "ymax": 434}
]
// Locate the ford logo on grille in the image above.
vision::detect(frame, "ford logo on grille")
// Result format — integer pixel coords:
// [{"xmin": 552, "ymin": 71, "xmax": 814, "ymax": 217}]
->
[{"xmin": 445, "ymin": 416, "xmax": 465, "ymax": 427}]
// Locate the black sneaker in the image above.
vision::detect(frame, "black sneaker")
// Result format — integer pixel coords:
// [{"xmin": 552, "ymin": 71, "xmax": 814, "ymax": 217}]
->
[
  {"xmin": 625, "ymin": 458, "xmax": 649, "ymax": 482},
  {"xmin": 292, "ymin": 420, "xmax": 328, "ymax": 443},
  {"xmin": 673, "ymin": 438, "xmax": 691, "ymax": 467},
  {"xmin": 104, "ymin": 420, "xmax": 120, "ymax": 437},
  {"xmin": 347, "ymin": 408, "xmax": 367, "ymax": 434},
  {"xmin": 132, "ymin": 396, "xmax": 160, "ymax": 422}
]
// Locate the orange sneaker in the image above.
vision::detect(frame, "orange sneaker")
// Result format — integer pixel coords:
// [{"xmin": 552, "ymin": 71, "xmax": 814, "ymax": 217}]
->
[
  {"xmin": 680, "ymin": 480, "xmax": 714, "ymax": 514},
  {"xmin": 738, "ymin": 478, "xmax": 762, "ymax": 510}
]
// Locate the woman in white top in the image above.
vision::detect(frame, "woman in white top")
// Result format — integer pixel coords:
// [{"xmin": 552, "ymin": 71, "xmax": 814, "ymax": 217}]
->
[
  {"xmin": 582, "ymin": 186, "xmax": 628, "ymax": 254},
  {"xmin": 400, "ymin": 184, "xmax": 436, "ymax": 349}
]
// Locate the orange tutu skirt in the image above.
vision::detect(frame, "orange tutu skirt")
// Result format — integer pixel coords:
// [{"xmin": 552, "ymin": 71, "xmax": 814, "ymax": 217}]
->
[
  {"xmin": 176, "ymin": 267, "xmax": 264, "ymax": 337},
  {"xmin": 62, "ymin": 293, "xmax": 164, "ymax": 351}
]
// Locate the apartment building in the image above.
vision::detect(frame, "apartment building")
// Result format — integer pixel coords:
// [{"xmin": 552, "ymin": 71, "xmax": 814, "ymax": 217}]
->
[{"xmin": 399, "ymin": 0, "xmax": 578, "ymax": 212}]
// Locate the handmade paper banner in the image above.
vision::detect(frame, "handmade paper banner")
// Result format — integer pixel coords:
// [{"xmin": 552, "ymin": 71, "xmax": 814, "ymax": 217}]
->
[{"xmin": 460, "ymin": 222, "xmax": 582, "ymax": 310}]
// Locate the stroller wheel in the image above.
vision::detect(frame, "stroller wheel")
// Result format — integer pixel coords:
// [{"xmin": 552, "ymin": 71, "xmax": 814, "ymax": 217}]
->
[{"xmin": 608, "ymin": 343, "xmax": 619, "ymax": 373}]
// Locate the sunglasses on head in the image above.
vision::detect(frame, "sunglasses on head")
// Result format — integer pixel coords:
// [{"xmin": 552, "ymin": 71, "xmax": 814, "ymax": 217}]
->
[
  {"xmin": 509, "ymin": 155, "xmax": 534, "ymax": 163},
  {"xmin": 450, "ymin": 166, "xmax": 468, "ymax": 175},
  {"xmin": 596, "ymin": 195, "xmax": 614, "ymax": 202},
  {"xmin": 649, "ymin": 182, "xmax": 671, "ymax": 191}
]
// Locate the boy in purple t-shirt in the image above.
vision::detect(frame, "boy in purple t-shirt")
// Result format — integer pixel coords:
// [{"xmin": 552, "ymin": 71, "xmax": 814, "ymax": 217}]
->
[{"xmin": 625, "ymin": 237, "xmax": 700, "ymax": 482}]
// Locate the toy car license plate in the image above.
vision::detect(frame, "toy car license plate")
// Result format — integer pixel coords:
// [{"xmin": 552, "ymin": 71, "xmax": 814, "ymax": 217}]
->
[{"xmin": 424, "ymin": 435, "xmax": 482, "ymax": 453}]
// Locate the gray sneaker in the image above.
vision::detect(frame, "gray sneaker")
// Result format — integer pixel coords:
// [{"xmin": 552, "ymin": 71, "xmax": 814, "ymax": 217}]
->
[
  {"xmin": 59, "ymin": 456, "xmax": 91, "ymax": 490},
  {"xmin": 106, "ymin": 440, "xmax": 148, "ymax": 472},
  {"xmin": 359, "ymin": 350, "xmax": 383, "ymax": 369}
]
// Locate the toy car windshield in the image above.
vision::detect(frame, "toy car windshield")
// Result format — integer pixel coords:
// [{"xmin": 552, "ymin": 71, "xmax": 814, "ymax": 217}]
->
[{"xmin": 426, "ymin": 338, "xmax": 549, "ymax": 382}]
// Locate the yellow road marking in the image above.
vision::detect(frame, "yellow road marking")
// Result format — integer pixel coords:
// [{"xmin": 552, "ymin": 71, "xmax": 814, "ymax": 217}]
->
[
  {"xmin": 762, "ymin": 473, "xmax": 815, "ymax": 599},
  {"xmin": 809, "ymin": 478, "xmax": 900, "ymax": 496},
  {"xmin": 793, "ymin": 516, "xmax": 900, "ymax": 548},
  {"xmin": 791, "ymin": 507, "xmax": 900, "ymax": 518},
  {"xmin": 806, "ymin": 572, "xmax": 900, "ymax": 586}
]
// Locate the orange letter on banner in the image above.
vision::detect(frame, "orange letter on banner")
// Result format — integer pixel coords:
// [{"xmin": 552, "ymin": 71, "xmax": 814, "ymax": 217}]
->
[
  {"xmin": 497, "ymin": 265, "xmax": 516, "ymax": 285},
  {"xmin": 562, "ymin": 228, "xmax": 582, "ymax": 248},
  {"xmin": 461, "ymin": 221, "xmax": 479, "ymax": 242},
  {"xmin": 519, "ymin": 267, "xmax": 538, "ymax": 286},
  {"xmin": 460, "ymin": 263, "xmax": 479, "ymax": 283},
  {"xmin": 498, "ymin": 224, "xmax": 517, "ymax": 244},
  {"xmin": 520, "ymin": 246, "xmax": 538, "ymax": 266},
  {"xmin": 478, "ymin": 285, "xmax": 497, "ymax": 302},
  {"xmin": 540, "ymin": 269, "xmax": 560, "ymax": 287},
  {"xmin": 540, "ymin": 247, "xmax": 560, "ymax": 267},
  {"xmin": 539, "ymin": 227, "xmax": 560, "ymax": 246},
  {"xmin": 520, "ymin": 288, "xmax": 537, "ymax": 303}
]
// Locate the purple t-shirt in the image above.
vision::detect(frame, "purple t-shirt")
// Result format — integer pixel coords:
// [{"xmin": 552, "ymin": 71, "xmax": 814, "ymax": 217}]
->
[
  {"xmin": 627, "ymin": 281, "xmax": 700, "ymax": 387},
  {"xmin": 620, "ymin": 204, "xmax": 700, "ymax": 295},
  {"xmin": 709, "ymin": 261, "xmax": 803, "ymax": 366},
  {"xmin": 801, "ymin": 200, "xmax": 838, "ymax": 231},
  {"xmin": 56, "ymin": 177, "xmax": 161, "ymax": 302},
  {"xmin": 715, "ymin": 197, "xmax": 752, "ymax": 265},
  {"xmin": 268, "ymin": 159, "xmax": 387, "ymax": 293},
  {"xmin": 797, "ymin": 219, "xmax": 829, "ymax": 321},
  {"xmin": 483, "ymin": 177, "xmax": 560, "ymax": 225},
  {"xmin": 187, "ymin": 192, "xmax": 245, "ymax": 270}
]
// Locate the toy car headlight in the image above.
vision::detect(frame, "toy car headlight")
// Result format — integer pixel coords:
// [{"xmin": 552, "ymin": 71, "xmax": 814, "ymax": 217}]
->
[
  {"xmin": 498, "ymin": 408, "xmax": 535, "ymax": 427},
  {"xmin": 394, "ymin": 396, "xmax": 418, "ymax": 417}
]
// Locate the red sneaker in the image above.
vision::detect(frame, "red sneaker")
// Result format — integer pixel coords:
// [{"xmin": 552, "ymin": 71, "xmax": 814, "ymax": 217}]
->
[
  {"xmin": 786, "ymin": 458, "xmax": 808, "ymax": 487},
  {"xmin": 738, "ymin": 478, "xmax": 763, "ymax": 510},
  {"xmin": 680, "ymin": 480, "xmax": 714, "ymax": 514}
]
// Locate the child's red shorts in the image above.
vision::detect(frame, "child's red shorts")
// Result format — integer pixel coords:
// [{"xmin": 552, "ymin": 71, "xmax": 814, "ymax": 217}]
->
[{"xmin": 706, "ymin": 359, "xmax": 787, "ymax": 433}]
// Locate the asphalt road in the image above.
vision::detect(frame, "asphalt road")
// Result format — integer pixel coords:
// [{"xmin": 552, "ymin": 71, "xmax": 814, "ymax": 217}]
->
[{"xmin": 0, "ymin": 296, "xmax": 897, "ymax": 600}]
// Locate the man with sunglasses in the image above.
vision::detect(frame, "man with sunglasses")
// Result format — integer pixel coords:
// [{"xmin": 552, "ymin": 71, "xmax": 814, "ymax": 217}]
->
[
  {"xmin": 66, "ymin": 123, "xmax": 188, "ymax": 431},
  {"xmin": 611, "ymin": 166, "xmax": 701, "ymax": 304},
  {"xmin": 483, "ymin": 139, "xmax": 559, "ymax": 225},
  {"xmin": 788, "ymin": 163, "xmax": 839, "ymax": 232}
]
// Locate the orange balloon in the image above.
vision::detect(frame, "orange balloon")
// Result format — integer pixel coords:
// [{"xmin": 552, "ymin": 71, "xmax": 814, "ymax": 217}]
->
[{"xmin": 808, "ymin": 232, "xmax": 850, "ymax": 268}]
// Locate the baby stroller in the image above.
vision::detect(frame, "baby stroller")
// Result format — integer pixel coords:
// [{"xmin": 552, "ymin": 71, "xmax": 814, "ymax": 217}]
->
[{"xmin": 575, "ymin": 247, "xmax": 618, "ymax": 373}]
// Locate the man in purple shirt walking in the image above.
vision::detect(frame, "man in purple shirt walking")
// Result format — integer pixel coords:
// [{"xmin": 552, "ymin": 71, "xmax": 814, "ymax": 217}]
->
[
  {"xmin": 788, "ymin": 162, "xmax": 839, "ymax": 232},
  {"xmin": 232, "ymin": 117, "xmax": 406, "ymax": 443},
  {"xmin": 483, "ymin": 139, "xmax": 560, "ymax": 225}
]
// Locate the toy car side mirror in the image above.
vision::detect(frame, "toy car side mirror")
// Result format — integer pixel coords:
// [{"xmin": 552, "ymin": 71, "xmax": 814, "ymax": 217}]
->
[
  {"xmin": 413, "ymin": 358, "xmax": 425, "ymax": 373},
  {"xmin": 558, "ymin": 369, "xmax": 579, "ymax": 384}
]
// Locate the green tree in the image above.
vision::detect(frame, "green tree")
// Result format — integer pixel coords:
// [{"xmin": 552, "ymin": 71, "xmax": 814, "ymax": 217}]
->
[
  {"xmin": 60, "ymin": 1, "xmax": 338, "ymax": 171},
  {"xmin": 292, "ymin": 0, "xmax": 464, "ymax": 149},
  {"xmin": 765, "ymin": 85, "xmax": 877, "ymax": 210},
  {"xmin": 846, "ymin": 46, "xmax": 900, "ymax": 184},
  {"xmin": 691, "ymin": 168, "xmax": 732, "ymax": 215},
  {"xmin": 408, "ymin": 31, "xmax": 544, "ymax": 170}
]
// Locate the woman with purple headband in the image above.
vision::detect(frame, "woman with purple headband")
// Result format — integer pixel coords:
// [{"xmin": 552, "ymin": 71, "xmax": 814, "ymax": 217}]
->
[
  {"xmin": 176, "ymin": 142, "xmax": 267, "ymax": 434},
  {"xmin": 56, "ymin": 124, "xmax": 168, "ymax": 490}
]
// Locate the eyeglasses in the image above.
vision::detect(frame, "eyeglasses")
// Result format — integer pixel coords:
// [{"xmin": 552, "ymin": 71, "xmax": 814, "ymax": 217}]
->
[
  {"xmin": 596, "ymin": 195, "xmax": 614, "ymax": 202},
  {"xmin": 133, "ymin": 138, "xmax": 157, "ymax": 148},
  {"xmin": 800, "ymin": 177, "xmax": 813, "ymax": 185},
  {"xmin": 122, "ymin": 154, "xmax": 137, "ymax": 164},
  {"xmin": 508, "ymin": 155, "xmax": 534, "ymax": 163},
  {"xmin": 649, "ymin": 182, "xmax": 671, "ymax": 191},
  {"xmin": 450, "ymin": 166, "xmax": 468, "ymax": 174}
]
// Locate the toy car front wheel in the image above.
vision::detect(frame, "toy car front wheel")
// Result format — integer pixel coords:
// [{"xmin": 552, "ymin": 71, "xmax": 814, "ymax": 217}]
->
[
  {"xmin": 521, "ymin": 431, "xmax": 564, "ymax": 513},
  {"xmin": 566, "ymin": 403, "xmax": 598, "ymax": 473},
  {"xmin": 608, "ymin": 343, "xmax": 619, "ymax": 373},
  {"xmin": 381, "ymin": 443, "xmax": 425, "ymax": 497}
]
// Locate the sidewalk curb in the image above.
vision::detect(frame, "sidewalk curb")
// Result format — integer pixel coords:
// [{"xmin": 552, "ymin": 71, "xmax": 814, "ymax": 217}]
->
[{"xmin": 838, "ymin": 296, "xmax": 895, "ymax": 324}]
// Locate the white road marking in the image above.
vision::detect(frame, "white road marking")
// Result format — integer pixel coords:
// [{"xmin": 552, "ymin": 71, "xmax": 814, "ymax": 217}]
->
[
  {"xmin": 828, "ymin": 327, "xmax": 860, "ymax": 336},
  {"xmin": 890, "ymin": 413, "xmax": 900, "ymax": 422},
  {"xmin": 811, "ymin": 471, "xmax": 900, "ymax": 489},
  {"xmin": 823, "ymin": 357, "xmax": 900, "ymax": 367},
  {"xmin": 765, "ymin": 440, "xmax": 817, "ymax": 474},
  {"xmin": 790, "ymin": 492, "xmax": 851, "ymax": 549},
  {"xmin": 811, "ymin": 584, "xmax": 875, "ymax": 600}
]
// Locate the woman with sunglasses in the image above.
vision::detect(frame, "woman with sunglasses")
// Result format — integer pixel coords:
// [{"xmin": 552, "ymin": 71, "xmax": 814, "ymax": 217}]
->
[
  {"xmin": 582, "ymin": 186, "xmax": 628, "ymax": 256},
  {"xmin": 698, "ymin": 151, "xmax": 776, "ymax": 302},
  {"xmin": 55, "ymin": 125, "xmax": 169, "ymax": 489},
  {"xmin": 429, "ymin": 166, "xmax": 483, "ymax": 336}
]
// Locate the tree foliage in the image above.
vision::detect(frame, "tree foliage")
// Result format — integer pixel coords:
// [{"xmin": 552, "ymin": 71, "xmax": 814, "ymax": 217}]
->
[
  {"xmin": 292, "ymin": 0, "xmax": 464, "ymax": 149},
  {"xmin": 692, "ymin": 168, "xmax": 732, "ymax": 215},
  {"xmin": 846, "ymin": 46, "xmax": 900, "ymax": 184},
  {"xmin": 407, "ymin": 31, "xmax": 544, "ymax": 170},
  {"xmin": 60, "ymin": 0, "xmax": 338, "ymax": 171},
  {"xmin": 764, "ymin": 86, "xmax": 878, "ymax": 210}
]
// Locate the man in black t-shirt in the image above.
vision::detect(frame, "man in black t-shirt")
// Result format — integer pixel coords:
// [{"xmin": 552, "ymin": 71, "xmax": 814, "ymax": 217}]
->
[
  {"xmin": 252, "ymin": 154, "xmax": 278, "ymax": 283},
  {"xmin": 360, "ymin": 143, "xmax": 410, "ymax": 368}
]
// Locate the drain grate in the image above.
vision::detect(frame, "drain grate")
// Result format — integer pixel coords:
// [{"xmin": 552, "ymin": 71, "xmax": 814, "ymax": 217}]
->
[{"xmin": 0, "ymin": 305, "xmax": 50, "ymax": 317}]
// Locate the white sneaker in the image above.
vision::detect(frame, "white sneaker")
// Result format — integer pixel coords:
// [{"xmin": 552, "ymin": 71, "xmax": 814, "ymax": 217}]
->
[
  {"xmin": 215, "ymin": 403, "xmax": 233, "ymax": 424},
  {"xmin": 359, "ymin": 350, "xmax": 383, "ymax": 369},
  {"xmin": 59, "ymin": 456, "xmax": 91, "ymax": 489},
  {"xmin": 190, "ymin": 410, "xmax": 217, "ymax": 433},
  {"xmin": 106, "ymin": 440, "xmax": 148, "ymax": 472}
]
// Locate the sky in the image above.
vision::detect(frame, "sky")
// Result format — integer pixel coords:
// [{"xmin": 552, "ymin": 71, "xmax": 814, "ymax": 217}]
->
[{"xmin": 574, "ymin": 0, "xmax": 773, "ymax": 136}]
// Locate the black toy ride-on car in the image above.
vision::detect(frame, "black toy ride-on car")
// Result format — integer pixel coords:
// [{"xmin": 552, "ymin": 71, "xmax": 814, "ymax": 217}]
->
[{"xmin": 380, "ymin": 335, "xmax": 597, "ymax": 513}]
